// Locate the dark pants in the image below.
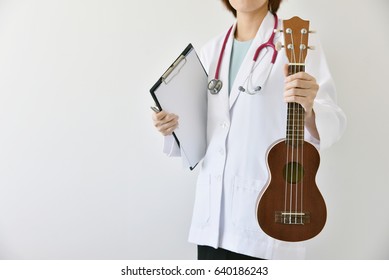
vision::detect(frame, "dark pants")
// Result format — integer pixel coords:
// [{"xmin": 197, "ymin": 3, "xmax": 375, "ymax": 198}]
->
[{"xmin": 197, "ymin": 245, "xmax": 264, "ymax": 260}]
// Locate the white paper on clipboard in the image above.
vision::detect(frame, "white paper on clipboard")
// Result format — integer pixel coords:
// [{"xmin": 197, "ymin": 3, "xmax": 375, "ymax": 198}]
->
[{"xmin": 149, "ymin": 44, "xmax": 208, "ymax": 170}]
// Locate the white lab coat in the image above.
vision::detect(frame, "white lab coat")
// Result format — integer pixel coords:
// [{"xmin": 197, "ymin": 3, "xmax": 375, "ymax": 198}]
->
[{"xmin": 164, "ymin": 12, "xmax": 346, "ymax": 259}]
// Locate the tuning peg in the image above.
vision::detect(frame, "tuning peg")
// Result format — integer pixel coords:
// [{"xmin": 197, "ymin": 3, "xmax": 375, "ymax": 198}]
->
[
  {"xmin": 274, "ymin": 29, "xmax": 283, "ymax": 33},
  {"xmin": 308, "ymin": 46, "xmax": 316, "ymax": 50},
  {"xmin": 309, "ymin": 30, "xmax": 317, "ymax": 34},
  {"xmin": 275, "ymin": 41, "xmax": 283, "ymax": 51}
]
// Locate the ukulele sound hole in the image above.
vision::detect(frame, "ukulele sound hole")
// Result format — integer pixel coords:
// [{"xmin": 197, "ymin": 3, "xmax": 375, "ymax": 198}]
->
[{"xmin": 283, "ymin": 162, "xmax": 304, "ymax": 184}]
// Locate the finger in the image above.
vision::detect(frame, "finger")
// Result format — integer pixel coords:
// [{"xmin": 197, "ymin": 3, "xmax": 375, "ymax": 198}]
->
[
  {"xmin": 284, "ymin": 87, "xmax": 313, "ymax": 98},
  {"xmin": 153, "ymin": 112, "xmax": 178, "ymax": 126},
  {"xmin": 285, "ymin": 71, "xmax": 316, "ymax": 83},
  {"xmin": 284, "ymin": 95, "xmax": 310, "ymax": 111},
  {"xmin": 154, "ymin": 114, "xmax": 178, "ymax": 129},
  {"xmin": 284, "ymin": 79, "xmax": 313, "ymax": 91},
  {"xmin": 284, "ymin": 89, "xmax": 315, "ymax": 110},
  {"xmin": 162, "ymin": 113, "xmax": 178, "ymax": 123},
  {"xmin": 152, "ymin": 110, "xmax": 168, "ymax": 121},
  {"xmin": 159, "ymin": 119, "xmax": 179, "ymax": 136}
]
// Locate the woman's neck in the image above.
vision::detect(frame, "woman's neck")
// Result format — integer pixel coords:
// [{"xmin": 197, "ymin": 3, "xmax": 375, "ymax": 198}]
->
[{"xmin": 235, "ymin": 9, "xmax": 268, "ymax": 41}]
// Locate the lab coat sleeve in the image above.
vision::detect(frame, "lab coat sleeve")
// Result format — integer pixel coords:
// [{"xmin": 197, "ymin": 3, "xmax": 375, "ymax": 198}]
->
[
  {"xmin": 306, "ymin": 36, "xmax": 347, "ymax": 150},
  {"xmin": 163, "ymin": 135, "xmax": 181, "ymax": 157}
]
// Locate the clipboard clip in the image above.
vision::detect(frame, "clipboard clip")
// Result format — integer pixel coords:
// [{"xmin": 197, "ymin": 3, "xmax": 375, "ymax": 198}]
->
[{"xmin": 162, "ymin": 55, "xmax": 187, "ymax": 84}]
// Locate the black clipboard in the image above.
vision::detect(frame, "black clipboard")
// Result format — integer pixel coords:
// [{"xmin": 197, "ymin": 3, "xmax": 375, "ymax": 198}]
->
[{"xmin": 150, "ymin": 44, "xmax": 208, "ymax": 170}]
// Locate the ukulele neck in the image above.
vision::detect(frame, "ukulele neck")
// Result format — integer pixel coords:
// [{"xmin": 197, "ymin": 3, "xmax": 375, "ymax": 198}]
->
[{"xmin": 286, "ymin": 63, "xmax": 305, "ymax": 147}]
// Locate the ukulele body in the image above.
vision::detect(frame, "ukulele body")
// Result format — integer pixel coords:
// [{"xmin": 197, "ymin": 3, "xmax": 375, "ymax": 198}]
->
[{"xmin": 256, "ymin": 139, "xmax": 326, "ymax": 242}]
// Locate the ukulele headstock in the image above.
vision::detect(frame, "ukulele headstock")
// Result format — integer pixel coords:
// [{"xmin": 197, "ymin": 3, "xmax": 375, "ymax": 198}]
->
[{"xmin": 280, "ymin": 16, "xmax": 312, "ymax": 64}]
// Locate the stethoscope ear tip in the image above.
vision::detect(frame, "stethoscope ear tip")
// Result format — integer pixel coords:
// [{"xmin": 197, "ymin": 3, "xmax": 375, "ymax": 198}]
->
[
  {"xmin": 238, "ymin": 86, "xmax": 245, "ymax": 92},
  {"xmin": 239, "ymin": 85, "xmax": 262, "ymax": 95}
]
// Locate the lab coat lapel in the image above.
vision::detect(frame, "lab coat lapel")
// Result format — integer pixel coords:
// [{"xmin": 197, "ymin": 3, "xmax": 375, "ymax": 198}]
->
[
  {"xmin": 218, "ymin": 23, "xmax": 235, "ymax": 102},
  {"xmin": 229, "ymin": 12, "xmax": 276, "ymax": 110}
]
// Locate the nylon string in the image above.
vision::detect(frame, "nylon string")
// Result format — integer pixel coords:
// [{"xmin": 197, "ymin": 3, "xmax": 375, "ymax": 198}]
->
[{"xmin": 284, "ymin": 28, "xmax": 306, "ymax": 224}]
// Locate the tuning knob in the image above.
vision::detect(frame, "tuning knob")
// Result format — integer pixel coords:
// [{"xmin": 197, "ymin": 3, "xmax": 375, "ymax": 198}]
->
[
  {"xmin": 275, "ymin": 41, "xmax": 283, "ymax": 51},
  {"xmin": 274, "ymin": 29, "xmax": 283, "ymax": 33},
  {"xmin": 308, "ymin": 46, "xmax": 316, "ymax": 50}
]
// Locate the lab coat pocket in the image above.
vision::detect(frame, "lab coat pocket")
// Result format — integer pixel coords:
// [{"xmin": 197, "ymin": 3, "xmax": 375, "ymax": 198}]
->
[
  {"xmin": 192, "ymin": 174, "xmax": 211, "ymax": 227},
  {"xmin": 232, "ymin": 176, "xmax": 263, "ymax": 232}
]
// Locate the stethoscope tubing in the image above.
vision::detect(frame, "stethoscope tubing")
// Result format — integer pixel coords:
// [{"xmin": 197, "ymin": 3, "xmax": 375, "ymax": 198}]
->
[
  {"xmin": 208, "ymin": 13, "xmax": 279, "ymax": 95},
  {"xmin": 214, "ymin": 25, "xmax": 233, "ymax": 80}
]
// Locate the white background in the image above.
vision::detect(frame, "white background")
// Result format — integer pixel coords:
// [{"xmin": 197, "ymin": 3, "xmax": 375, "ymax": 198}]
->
[{"xmin": 0, "ymin": 0, "xmax": 388, "ymax": 259}]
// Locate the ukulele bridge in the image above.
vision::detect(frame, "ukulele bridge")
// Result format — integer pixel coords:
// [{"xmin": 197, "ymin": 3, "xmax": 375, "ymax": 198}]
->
[{"xmin": 275, "ymin": 211, "xmax": 311, "ymax": 225}]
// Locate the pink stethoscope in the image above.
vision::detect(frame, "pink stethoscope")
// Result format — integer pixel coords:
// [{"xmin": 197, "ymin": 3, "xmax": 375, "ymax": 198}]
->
[{"xmin": 208, "ymin": 13, "xmax": 279, "ymax": 95}]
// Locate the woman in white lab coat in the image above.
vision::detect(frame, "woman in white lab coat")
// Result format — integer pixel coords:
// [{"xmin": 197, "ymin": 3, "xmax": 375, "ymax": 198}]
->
[{"xmin": 152, "ymin": 0, "xmax": 346, "ymax": 259}]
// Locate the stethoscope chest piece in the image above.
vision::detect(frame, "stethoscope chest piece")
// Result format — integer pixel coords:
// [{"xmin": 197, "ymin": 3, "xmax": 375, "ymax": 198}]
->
[{"xmin": 208, "ymin": 79, "xmax": 223, "ymax": 95}]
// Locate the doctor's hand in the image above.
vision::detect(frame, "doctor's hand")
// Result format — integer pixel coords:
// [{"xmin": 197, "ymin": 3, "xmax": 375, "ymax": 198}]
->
[
  {"xmin": 283, "ymin": 64, "xmax": 320, "ymax": 140},
  {"xmin": 283, "ymin": 64, "xmax": 319, "ymax": 117},
  {"xmin": 152, "ymin": 110, "xmax": 179, "ymax": 136}
]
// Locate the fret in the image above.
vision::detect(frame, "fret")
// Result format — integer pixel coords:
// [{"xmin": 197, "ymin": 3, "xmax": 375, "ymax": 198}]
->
[
  {"xmin": 285, "ymin": 135, "xmax": 305, "ymax": 139},
  {"xmin": 288, "ymin": 64, "xmax": 305, "ymax": 73},
  {"xmin": 287, "ymin": 109, "xmax": 305, "ymax": 113},
  {"xmin": 286, "ymin": 126, "xmax": 304, "ymax": 130}
]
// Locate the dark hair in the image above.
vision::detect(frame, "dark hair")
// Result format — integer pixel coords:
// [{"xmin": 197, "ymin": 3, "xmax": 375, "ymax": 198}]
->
[{"xmin": 221, "ymin": 0, "xmax": 283, "ymax": 17}]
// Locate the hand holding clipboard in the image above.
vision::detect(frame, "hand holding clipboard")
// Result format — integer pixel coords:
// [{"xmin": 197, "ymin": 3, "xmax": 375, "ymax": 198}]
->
[
  {"xmin": 149, "ymin": 44, "xmax": 208, "ymax": 170},
  {"xmin": 151, "ymin": 107, "xmax": 179, "ymax": 136}
]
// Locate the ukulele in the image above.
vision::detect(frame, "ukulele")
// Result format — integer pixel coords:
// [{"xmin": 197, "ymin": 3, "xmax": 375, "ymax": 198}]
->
[{"xmin": 256, "ymin": 16, "xmax": 326, "ymax": 242}]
